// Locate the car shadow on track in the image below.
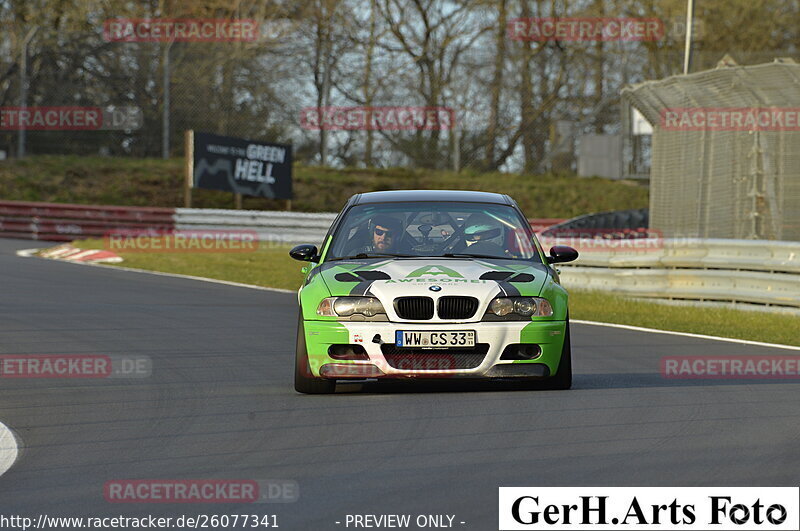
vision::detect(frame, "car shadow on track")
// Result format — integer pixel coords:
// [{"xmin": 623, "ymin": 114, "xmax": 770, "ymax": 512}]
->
[
  {"xmin": 330, "ymin": 379, "xmax": 569, "ymax": 394},
  {"xmin": 320, "ymin": 373, "xmax": 800, "ymax": 394}
]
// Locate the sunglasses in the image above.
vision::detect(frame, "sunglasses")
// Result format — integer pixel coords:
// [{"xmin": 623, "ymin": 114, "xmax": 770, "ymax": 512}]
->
[{"xmin": 374, "ymin": 228, "xmax": 394, "ymax": 237}]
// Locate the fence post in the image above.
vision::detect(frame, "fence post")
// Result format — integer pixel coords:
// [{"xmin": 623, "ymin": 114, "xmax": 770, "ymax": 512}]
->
[
  {"xmin": 17, "ymin": 28, "xmax": 37, "ymax": 159},
  {"xmin": 162, "ymin": 41, "xmax": 173, "ymax": 160},
  {"xmin": 184, "ymin": 130, "xmax": 194, "ymax": 208}
]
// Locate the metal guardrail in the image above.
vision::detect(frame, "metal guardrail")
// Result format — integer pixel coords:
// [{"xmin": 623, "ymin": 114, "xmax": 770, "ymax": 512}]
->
[
  {"xmin": 175, "ymin": 208, "xmax": 337, "ymax": 245},
  {"xmin": 2, "ymin": 200, "xmax": 795, "ymax": 309},
  {"xmin": 557, "ymin": 238, "xmax": 800, "ymax": 274},
  {"xmin": 557, "ymin": 238, "xmax": 800, "ymax": 309},
  {"xmin": 0, "ymin": 200, "xmax": 336, "ymax": 244},
  {"xmin": 175, "ymin": 208, "xmax": 564, "ymax": 246},
  {"xmin": 0, "ymin": 199, "xmax": 563, "ymax": 245},
  {"xmin": 0, "ymin": 200, "xmax": 175, "ymax": 241}
]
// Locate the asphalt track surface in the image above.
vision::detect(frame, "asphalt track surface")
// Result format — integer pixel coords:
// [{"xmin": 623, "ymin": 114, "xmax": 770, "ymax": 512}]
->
[{"xmin": 1, "ymin": 237, "xmax": 799, "ymax": 529}]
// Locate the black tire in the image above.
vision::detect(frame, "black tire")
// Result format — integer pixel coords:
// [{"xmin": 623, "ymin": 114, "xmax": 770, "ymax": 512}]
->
[
  {"xmin": 546, "ymin": 319, "xmax": 572, "ymax": 390},
  {"xmin": 294, "ymin": 314, "xmax": 336, "ymax": 394}
]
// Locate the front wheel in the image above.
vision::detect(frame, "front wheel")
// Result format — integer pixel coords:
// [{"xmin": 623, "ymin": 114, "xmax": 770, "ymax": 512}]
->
[
  {"xmin": 545, "ymin": 319, "xmax": 572, "ymax": 390},
  {"xmin": 294, "ymin": 314, "xmax": 336, "ymax": 394}
]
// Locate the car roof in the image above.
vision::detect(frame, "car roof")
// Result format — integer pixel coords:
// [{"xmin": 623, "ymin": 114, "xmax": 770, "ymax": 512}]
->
[{"xmin": 352, "ymin": 190, "xmax": 511, "ymax": 205}]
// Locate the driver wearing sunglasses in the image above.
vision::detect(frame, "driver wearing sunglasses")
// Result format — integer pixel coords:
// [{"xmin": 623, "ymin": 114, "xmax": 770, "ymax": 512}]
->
[{"xmin": 365, "ymin": 214, "xmax": 403, "ymax": 253}]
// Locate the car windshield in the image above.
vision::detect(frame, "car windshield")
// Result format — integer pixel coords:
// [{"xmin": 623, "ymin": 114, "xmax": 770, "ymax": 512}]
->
[{"xmin": 327, "ymin": 201, "xmax": 540, "ymax": 261}]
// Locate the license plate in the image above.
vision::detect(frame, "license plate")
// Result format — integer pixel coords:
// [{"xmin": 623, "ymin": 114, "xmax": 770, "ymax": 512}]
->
[{"xmin": 395, "ymin": 330, "xmax": 476, "ymax": 348}]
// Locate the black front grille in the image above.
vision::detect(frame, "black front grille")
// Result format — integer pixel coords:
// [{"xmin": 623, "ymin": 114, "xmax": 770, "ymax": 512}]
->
[
  {"xmin": 437, "ymin": 296, "xmax": 479, "ymax": 319},
  {"xmin": 394, "ymin": 297, "xmax": 434, "ymax": 320},
  {"xmin": 381, "ymin": 344, "xmax": 489, "ymax": 370}
]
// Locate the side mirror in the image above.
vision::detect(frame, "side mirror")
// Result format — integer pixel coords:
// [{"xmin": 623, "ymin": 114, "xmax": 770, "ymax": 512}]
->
[
  {"xmin": 547, "ymin": 245, "xmax": 579, "ymax": 264},
  {"xmin": 289, "ymin": 244, "xmax": 319, "ymax": 262}
]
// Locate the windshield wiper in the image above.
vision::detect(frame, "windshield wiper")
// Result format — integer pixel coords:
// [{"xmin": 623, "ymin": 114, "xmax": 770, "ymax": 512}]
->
[
  {"xmin": 441, "ymin": 253, "xmax": 513, "ymax": 260},
  {"xmin": 332, "ymin": 252, "xmax": 415, "ymax": 260}
]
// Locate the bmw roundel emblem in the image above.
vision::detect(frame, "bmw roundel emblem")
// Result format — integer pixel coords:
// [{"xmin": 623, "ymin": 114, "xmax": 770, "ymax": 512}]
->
[{"xmin": 429, "ymin": 285, "xmax": 442, "ymax": 292}]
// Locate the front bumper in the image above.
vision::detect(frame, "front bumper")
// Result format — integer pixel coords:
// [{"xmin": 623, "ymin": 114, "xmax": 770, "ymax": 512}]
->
[{"xmin": 302, "ymin": 320, "xmax": 567, "ymax": 380}]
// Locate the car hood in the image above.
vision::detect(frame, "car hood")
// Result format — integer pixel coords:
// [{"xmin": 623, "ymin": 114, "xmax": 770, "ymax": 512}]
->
[{"xmin": 316, "ymin": 258, "xmax": 549, "ymax": 299}]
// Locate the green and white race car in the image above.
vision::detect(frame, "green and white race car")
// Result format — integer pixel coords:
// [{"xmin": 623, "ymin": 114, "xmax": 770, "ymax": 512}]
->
[{"xmin": 290, "ymin": 190, "xmax": 578, "ymax": 393}]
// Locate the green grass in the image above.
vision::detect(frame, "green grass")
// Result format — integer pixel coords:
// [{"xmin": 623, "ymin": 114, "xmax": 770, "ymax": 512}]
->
[
  {"xmin": 569, "ymin": 290, "xmax": 800, "ymax": 347},
  {"xmin": 68, "ymin": 239, "xmax": 800, "ymax": 347},
  {"xmin": 1, "ymin": 155, "xmax": 648, "ymax": 218},
  {"xmin": 73, "ymin": 238, "xmax": 305, "ymax": 291}
]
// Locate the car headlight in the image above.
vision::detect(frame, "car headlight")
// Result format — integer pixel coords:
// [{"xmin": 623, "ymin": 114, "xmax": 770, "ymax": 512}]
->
[
  {"xmin": 317, "ymin": 297, "xmax": 386, "ymax": 318},
  {"xmin": 485, "ymin": 297, "xmax": 553, "ymax": 319},
  {"xmin": 490, "ymin": 298, "xmax": 515, "ymax": 316}
]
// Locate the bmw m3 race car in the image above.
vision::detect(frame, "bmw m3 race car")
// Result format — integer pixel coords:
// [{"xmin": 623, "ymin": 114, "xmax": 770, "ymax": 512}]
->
[{"xmin": 290, "ymin": 190, "xmax": 578, "ymax": 393}]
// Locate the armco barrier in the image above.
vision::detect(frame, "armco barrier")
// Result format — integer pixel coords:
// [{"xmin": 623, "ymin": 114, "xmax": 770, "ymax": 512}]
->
[
  {"xmin": 555, "ymin": 238, "xmax": 800, "ymax": 274},
  {"xmin": 174, "ymin": 208, "xmax": 337, "ymax": 245},
  {"xmin": 174, "ymin": 209, "xmax": 562, "ymax": 246},
  {"xmin": 0, "ymin": 200, "xmax": 175, "ymax": 241},
  {"xmin": 0, "ymin": 200, "xmax": 562, "ymax": 244},
  {"xmin": 3, "ymin": 199, "xmax": 796, "ymax": 309},
  {"xmin": 557, "ymin": 238, "xmax": 800, "ymax": 309}
]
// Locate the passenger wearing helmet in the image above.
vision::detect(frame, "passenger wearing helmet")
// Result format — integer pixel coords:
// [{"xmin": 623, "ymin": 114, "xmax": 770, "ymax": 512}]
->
[{"xmin": 457, "ymin": 213, "xmax": 506, "ymax": 256}]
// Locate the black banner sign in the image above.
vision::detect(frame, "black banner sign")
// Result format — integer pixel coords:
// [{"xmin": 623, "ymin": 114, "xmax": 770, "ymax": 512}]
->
[{"xmin": 192, "ymin": 132, "xmax": 292, "ymax": 199}]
